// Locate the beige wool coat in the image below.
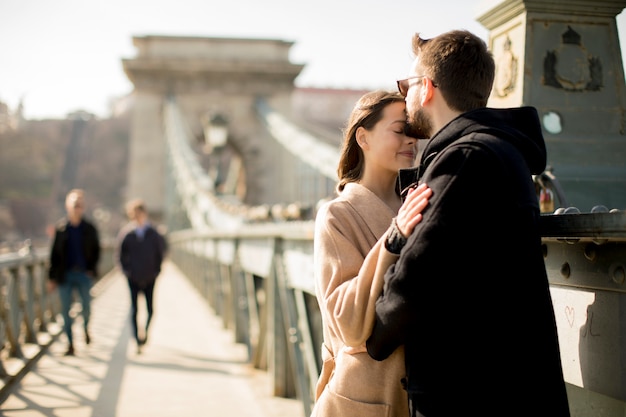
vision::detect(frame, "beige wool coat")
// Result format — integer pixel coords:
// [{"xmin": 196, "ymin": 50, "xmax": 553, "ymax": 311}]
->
[{"xmin": 311, "ymin": 183, "xmax": 408, "ymax": 417}]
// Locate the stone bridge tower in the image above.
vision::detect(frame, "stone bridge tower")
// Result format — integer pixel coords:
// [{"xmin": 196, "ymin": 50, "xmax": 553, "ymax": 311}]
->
[
  {"xmin": 122, "ymin": 36, "xmax": 304, "ymax": 219},
  {"xmin": 478, "ymin": 0, "xmax": 626, "ymax": 211}
]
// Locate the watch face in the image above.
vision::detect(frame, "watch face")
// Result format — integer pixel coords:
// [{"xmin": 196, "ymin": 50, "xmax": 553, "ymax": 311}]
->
[
  {"xmin": 385, "ymin": 239, "xmax": 400, "ymax": 254},
  {"xmin": 386, "ymin": 224, "xmax": 407, "ymax": 254}
]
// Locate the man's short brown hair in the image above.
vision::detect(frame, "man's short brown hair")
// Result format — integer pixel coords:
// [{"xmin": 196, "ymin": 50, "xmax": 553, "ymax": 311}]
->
[{"xmin": 412, "ymin": 30, "xmax": 495, "ymax": 112}]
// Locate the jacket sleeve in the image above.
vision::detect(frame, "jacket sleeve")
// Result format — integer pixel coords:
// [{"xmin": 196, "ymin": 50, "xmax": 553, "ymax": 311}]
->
[
  {"xmin": 117, "ymin": 229, "xmax": 132, "ymax": 277},
  {"xmin": 314, "ymin": 202, "xmax": 399, "ymax": 348},
  {"xmin": 92, "ymin": 224, "xmax": 101, "ymax": 275},
  {"xmin": 48, "ymin": 229, "xmax": 63, "ymax": 281},
  {"xmin": 158, "ymin": 231, "xmax": 167, "ymax": 262},
  {"xmin": 154, "ymin": 229, "xmax": 167, "ymax": 273},
  {"xmin": 82, "ymin": 221, "xmax": 101, "ymax": 277}
]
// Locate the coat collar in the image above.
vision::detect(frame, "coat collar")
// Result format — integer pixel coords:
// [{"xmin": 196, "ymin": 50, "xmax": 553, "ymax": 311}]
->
[{"xmin": 340, "ymin": 183, "xmax": 397, "ymax": 238}]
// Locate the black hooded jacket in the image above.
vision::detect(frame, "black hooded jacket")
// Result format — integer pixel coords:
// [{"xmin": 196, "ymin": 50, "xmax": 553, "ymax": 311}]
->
[{"xmin": 366, "ymin": 107, "xmax": 570, "ymax": 416}]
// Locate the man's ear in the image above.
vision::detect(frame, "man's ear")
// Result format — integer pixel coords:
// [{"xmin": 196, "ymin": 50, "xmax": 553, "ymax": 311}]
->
[{"xmin": 420, "ymin": 77, "xmax": 435, "ymax": 106}]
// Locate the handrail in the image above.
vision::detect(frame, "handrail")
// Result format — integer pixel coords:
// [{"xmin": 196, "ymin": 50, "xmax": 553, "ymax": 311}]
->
[
  {"xmin": 0, "ymin": 246, "xmax": 59, "ymax": 379},
  {"xmin": 0, "ymin": 242, "xmax": 116, "ymax": 397},
  {"xmin": 167, "ymin": 224, "xmax": 318, "ymax": 416}
]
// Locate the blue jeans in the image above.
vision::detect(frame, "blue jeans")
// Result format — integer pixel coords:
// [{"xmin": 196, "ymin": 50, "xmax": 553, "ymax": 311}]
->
[{"xmin": 58, "ymin": 270, "xmax": 92, "ymax": 345}]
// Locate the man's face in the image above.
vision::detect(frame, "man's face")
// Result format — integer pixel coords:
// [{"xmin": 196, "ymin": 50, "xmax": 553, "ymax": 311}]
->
[
  {"xmin": 405, "ymin": 57, "xmax": 434, "ymax": 139},
  {"xmin": 66, "ymin": 193, "xmax": 84, "ymax": 219}
]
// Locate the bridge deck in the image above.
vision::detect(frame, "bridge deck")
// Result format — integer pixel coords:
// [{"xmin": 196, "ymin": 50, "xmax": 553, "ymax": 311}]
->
[{"xmin": 0, "ymin": 261, "xmax": 304, "ymax": 417}]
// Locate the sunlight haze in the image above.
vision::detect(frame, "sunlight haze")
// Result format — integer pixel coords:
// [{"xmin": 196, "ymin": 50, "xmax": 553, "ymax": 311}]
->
[{"xmin": 1, "ymin": 0, "xmax": 625, "ymax": 119}]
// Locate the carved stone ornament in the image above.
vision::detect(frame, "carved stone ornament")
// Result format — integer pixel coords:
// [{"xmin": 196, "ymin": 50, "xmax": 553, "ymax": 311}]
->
[
  {"xmin": 543, "ymin": 26, "xmax": 603, "ymax": 92},
  {"xmin": 494, "ymin": 36, "xmax": 518, "ymax": 98}
]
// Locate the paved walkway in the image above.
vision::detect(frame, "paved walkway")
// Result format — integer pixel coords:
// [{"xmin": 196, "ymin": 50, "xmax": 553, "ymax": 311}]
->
[{"xmin": 0, "ymin": 261, "xmax": 305, "ymax": 417}]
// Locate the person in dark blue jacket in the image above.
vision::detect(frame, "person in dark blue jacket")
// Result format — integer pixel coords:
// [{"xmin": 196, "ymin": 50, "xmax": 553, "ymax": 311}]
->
[
  {"xmin": 117, "ymin": 198, "xmax": 167, "ymax": 353},
  {"xmin": 366, "ymin": 30, "xmax": 571, "ymax": 416},
  {"xmin": 49, "ymin": 189, "xmax": 101, "ymax": 356}
]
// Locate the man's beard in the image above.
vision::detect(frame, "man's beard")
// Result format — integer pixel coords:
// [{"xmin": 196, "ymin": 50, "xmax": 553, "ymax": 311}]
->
[{"xmin": 406, "ymin": 107, "xmax": 433, "ymax": 139}]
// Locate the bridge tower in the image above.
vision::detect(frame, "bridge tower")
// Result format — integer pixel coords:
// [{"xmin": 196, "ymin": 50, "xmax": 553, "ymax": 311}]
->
[
  {"xmin": 478, "ymin": 0, "xmax": 626, "ymax": 211},
  {"xmin": 122, "ymin": 36, "xmax": 304, "ymax": 220}
]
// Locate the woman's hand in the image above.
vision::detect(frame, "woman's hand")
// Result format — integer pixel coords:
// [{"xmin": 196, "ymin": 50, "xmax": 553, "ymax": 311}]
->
[{"xmin": 395, "ymin": 183, "xmax": 432, "ymax": 237}]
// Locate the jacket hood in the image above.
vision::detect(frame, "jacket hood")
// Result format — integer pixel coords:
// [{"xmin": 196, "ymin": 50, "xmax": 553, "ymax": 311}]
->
[{"xmin": 423, "ymin": 106, "xmax": 547, "ymax": 175}]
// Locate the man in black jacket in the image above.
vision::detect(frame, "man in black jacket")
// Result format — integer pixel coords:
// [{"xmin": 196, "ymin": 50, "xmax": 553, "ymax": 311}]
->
[
  {"xmin": 49, "ymin": 189, "xmax": 101, "ymax": 356},
  {"xmin": 366, "ymin": 30, "xmax": 571, "ymax": 416},
  {"xmin": 117, "ymin": 198, "xmax": 167, "ymax": 353}
]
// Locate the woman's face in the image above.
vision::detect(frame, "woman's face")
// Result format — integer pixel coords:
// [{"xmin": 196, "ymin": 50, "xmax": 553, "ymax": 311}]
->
[{"xmin": 359, "ymin": 101, "xmax": 417, "ymax": 175}]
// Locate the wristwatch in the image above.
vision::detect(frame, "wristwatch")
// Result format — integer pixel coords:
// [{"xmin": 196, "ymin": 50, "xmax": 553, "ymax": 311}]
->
[{"xmin": 385, "ymin": 218, "xmax": 407, "ymax": 255}]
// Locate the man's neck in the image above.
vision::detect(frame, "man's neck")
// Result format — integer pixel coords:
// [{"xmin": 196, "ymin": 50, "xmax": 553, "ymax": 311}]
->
[
  {"xmin": 431, "ymin": 104, "xmax": 462, "ymax": 136},
  {"xmin": 68, "ymin": 216, "xmax": 82, "ymax": 226}
]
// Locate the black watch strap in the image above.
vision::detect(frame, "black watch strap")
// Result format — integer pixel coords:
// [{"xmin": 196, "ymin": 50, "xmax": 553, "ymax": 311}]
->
[{"xmin": 385, "ymin": 218, "xmax": 407, "ymax": 255}]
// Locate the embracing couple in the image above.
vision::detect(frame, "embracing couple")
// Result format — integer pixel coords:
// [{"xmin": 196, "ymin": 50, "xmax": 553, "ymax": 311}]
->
[{"xmin": 311, "ymin": 29, "xmax": 570, "ymax": 417}]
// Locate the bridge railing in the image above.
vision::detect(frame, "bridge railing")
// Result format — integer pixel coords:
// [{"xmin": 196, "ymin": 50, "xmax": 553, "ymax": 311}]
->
[
  {"xmin": 167, "ymin": 222, "xmax": 320, "ymax": 416},
  {"xmin": 0, "ymin": 241, "xmax": 116, "ymax": 394},
  {"xmin": 0, "ymin": 245, "xmax": 59, "ymax": 380}
]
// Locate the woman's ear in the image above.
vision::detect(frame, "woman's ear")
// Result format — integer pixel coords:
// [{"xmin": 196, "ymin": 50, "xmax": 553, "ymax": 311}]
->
[{"xmin": 356, "ymin": 126, "xmax": 369, "ymax": 149}]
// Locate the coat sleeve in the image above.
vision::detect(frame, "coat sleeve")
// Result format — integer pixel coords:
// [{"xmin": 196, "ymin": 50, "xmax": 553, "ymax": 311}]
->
[
  {"xmin": 48, "ymin": 228, "xmax": 63, "ymax": 281},
  {"xmin": 90, "ymin": 223, "xmax": 101, "ymax": 276},
  {"xmin": 155, "ymin": 230, "xmax": 167, "ymax": 270},
  {"xmin": 314, "ymin": 202, "xmax": 398, "ymax": 348},
  {"xmin": 116, "ymin": 226, "xmax": 134, "ymax": 278},
  {"xmin": 78, "ymin": 221, "xmax": 101, "ymax": 278},
  {"xmin": 158, "ymin": 231, "xmax": 167, "ymax": 261}
]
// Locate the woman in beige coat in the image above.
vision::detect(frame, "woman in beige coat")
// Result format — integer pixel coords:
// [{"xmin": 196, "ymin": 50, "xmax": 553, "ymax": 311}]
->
[{"xmin": 312, "ymin": 90, "xmax": 431, "ymax": 417}]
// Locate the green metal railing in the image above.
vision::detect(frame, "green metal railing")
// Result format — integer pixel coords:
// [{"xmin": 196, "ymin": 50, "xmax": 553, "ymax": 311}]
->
[
  {"xmin": 0, "ymin": 241, "xmax": 116, "ymax": 399},
  {"xmin": 167, "ymin": 223, "xmax": 320, "ymax": 416},
  {"xmin": 0, "ymin": 245, "xmax": 58, "ymax": 379}
]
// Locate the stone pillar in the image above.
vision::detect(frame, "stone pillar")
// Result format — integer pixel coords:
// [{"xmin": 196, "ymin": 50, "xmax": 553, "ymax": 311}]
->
[
  {"xmin": 126, "ymin": 92, "xmax": 166, "ymax": 219},
  {"xmin": 478, "ymin": 0, "xmax": 626, "ymax": 211},
  {"xmin": 122, "ymin": 36, "xmax": 304, "ymax": 218}
]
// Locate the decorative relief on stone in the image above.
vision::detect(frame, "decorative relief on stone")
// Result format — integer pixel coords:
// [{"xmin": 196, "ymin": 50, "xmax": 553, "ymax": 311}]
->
[
  {"xmin": 494, "ymin": 36, "xmax": 518, "ymax": 98},
  {"xmin": 543, "ymin": 26, "xmax": 603, "ymax": 92}
]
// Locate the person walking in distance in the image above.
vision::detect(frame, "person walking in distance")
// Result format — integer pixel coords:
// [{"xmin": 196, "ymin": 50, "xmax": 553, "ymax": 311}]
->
[
  {"xmin": 48, "ymin": 189, "xmax": 101, "ymax": 356},
  {"xmin": 311, "ymin": 90, "xmax": 431, "ymax": 417},
  {"xmin": 366, "ymin": 30, "xmax": 571, "ymax": 416},
  {"xmin": 117, "ymin": 198, "xmax": 167, "ymax": 353}
]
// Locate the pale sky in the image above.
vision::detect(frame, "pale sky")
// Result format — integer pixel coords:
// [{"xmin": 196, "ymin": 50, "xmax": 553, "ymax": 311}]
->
[{"xmin": 1, "ymin": 0, "xmax": 626, "ymax": 119}]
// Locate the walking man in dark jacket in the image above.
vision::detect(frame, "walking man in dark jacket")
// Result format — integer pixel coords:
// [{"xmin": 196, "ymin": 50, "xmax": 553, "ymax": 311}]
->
[
  {"xmin": 366, "ymin": 30, "xmax": 571, "ymax": 416},
  {"xmin": 49, "ymin": 189, "xmax": 101, "ymax": 356},
  {"xmin": 117, "ymin": 198, "xmax": 167, "ymax": 353}
]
